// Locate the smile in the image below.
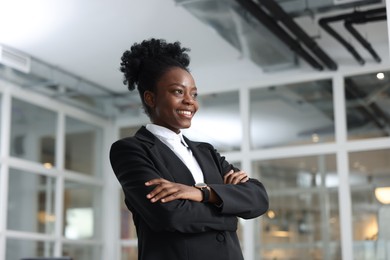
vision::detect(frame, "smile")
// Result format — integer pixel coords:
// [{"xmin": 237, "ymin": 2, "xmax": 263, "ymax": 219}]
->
[{"xmin": 177, "ymin": 110, "xmax": 192, "ymax": 116}]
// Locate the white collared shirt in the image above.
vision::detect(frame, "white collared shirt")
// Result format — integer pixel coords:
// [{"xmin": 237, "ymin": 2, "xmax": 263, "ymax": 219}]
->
[{"xmin": 146, "ymin": 124, "xmax": 204, "ymax": 184}]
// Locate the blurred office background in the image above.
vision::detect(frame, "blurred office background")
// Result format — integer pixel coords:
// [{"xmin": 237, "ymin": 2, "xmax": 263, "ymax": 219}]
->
[{"xmin": 1, "ymin": 0, "xmax": 390, "ymax": 259}]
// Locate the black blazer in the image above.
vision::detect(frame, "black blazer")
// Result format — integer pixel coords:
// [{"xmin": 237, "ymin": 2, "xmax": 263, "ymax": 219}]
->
[{"xmin": 110, "ymin": 126, "xmax": 269, "ymax": 260}]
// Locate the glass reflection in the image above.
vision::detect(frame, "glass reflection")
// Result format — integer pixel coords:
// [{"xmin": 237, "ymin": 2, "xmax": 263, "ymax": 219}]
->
[
  {"xmin": 261, "ymin": 245, "xmax": 341, "ymax": 260},
  {"xmin": 120, "ymin": 126, "xmax": 141, "ymax": 139},
  {"xmin": 121, "ymin": 246, "xmax": 138, "ymax": 260},
  {"xmin": 0, "ymin": 94, "xmax": 2, "ymax": 155},
  {"xmin": 10, "ymin": 98, "xmax": 57, "ymax": 165},
  {"xmin": 250, "ymin": 80, "xmax": 334, "ymax": 149},
  {"xmin": 349, "ymin": 149, "xmax": 390, "ymax": 259},
  {"xmin": 65, "ymin": 117, "xmax": 103, "ymax": 176},
  {"xmin": 183, "ymin": 91, "xmax": 241, "ymax": 152},
  {"xmin": 345, "ymin": 71, "xmax": 390, "ymax": 140},
  {"xmin": 7, "ymin": 168, "xmax": 56, "ymax": 234},
  {"xmin": 6, "ymin": 238, "xmax": 54, "ymax": 260},
  {"xmin": 63, "ymin": 181, "xmax": 102, "ymax": 240},
  {"xmin": 62, "ymin": 243, "xmax": 101, "ymax": 260},
  {"xmin": 253, "ymin": 155, "xmax": 340, "ymax": 259}
]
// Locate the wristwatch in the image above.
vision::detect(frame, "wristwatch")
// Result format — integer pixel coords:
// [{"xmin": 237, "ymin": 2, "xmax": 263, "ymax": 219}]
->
[{"xmin": 194, "ymin": 183, "xmax": 210, "ymax": 203}]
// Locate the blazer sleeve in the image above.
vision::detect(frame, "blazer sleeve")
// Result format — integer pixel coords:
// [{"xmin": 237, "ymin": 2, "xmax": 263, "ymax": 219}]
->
[
  {"xmin": 204, "ymin": 144, "xmax": 269, "ymax": 219},
  {"xmin": 109, "ymin": 138, "xmax": 238, "ymax": 234},
  {"xmin": 210, "ymin": 180, "xmax": 269, "ymax": 219}
]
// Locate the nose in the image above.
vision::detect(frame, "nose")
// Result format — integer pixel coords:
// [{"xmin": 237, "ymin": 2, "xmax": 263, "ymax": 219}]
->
[{"xmin": 183, "ymin": 93, "xmax": 195, "ymax": 105}]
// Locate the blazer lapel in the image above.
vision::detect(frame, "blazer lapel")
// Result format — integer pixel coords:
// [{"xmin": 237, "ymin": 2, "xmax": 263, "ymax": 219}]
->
[
  {"xmin": 185, "ymin": 137, "xmax": 224, "ymax": 185},
  {"xmin": 135, "ymin": 127, "xmax": 196, "ymax": 185}
]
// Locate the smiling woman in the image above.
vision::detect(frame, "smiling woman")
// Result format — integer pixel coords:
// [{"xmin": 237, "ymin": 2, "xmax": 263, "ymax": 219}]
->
[{"xmin": 109, "ymin": 38, "xmax": 269, "ymax": 260}]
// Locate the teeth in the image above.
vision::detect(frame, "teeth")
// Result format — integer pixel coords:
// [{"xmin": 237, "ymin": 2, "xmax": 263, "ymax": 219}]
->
[{"xmin": 177, "ymin": 110, "xmax": 191, "ymax": 116}]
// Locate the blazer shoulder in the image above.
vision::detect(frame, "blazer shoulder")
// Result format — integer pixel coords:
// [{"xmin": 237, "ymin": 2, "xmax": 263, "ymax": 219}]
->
[
  {"xmin": 184, "ymin": 136, "xmax": 214, "ymax": 150},
  {"xmin": 111, "ymin": 126, "xmax": 156, "ymax": 148}
]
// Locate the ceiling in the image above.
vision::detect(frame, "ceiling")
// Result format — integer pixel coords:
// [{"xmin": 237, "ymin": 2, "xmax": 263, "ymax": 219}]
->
[{"xmin": 0, "ymin": 0, "xmax": 389, "ymax": 118}]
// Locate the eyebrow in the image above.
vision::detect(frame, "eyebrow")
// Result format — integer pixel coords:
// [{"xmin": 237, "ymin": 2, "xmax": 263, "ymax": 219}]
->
[{"xmin": 167, "ymin": 83, "xmax": 197, "ymax": 90}]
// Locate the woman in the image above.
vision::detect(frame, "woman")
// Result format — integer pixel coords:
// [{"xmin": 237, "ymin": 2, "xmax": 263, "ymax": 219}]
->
[{"xmin": 110, "ymin": 38, "xmax": 269, "ymax": 260}]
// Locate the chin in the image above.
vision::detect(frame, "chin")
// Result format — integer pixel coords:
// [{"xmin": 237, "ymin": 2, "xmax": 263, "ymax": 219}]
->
[{"xmin": 180, "ymin": 123, "xmax": 191, "ymax": 129}]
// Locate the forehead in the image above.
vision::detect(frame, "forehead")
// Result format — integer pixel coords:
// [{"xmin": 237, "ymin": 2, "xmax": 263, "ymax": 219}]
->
[{"xmin": 157, "ymin": 67, "xmax": 195, "ymax": 88}]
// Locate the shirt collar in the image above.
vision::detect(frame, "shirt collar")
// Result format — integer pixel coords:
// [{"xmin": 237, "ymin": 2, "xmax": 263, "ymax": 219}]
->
[{"xmin": 146, "ymin": 124, "xmax": 184, "ymax": 143}]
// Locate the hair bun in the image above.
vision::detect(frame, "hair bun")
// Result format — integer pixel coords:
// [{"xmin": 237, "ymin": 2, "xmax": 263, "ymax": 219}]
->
[{"xmin": 120, "ymin": 38, "xmax": 190, "ymax": 91}]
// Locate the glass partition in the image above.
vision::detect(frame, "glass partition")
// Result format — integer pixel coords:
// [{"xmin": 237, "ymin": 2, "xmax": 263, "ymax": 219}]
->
[
  {"xmin": 253, "ymin": 154, "xmax": 341, "ymax": 259},
  {"xmin": 121, "ymin": 246, "xmax": 138, "ymax": 260},
  {"xmin": 119, "ymin": 126, "xmax": 141, "ymax": 139},
  {"xmin": 345, "ymin": 71, "xmax": 390, "ymax": 140},
  {"xmin": 7, "ymin": 168, "xmax": 56, "ymax": 234},
  {"xmin": 0, "ymin": 93, "xmax": 2, "ymax": 155},
  {"xmin": 65, "ymin": 116, "xmax": 103, "ymax": 176},
  {"xmin": 349, "ymin": 149, "xmax": 390, "ymax": 259},
  {"xmin": 62, "ymin": 243, "xmax": 101, "ymax": 260},
  {"xmin": 183, "ymin": 91, "xmax": 241, "ymax": 152},
  {"xmin": 6, "ymin": 238, "xmax": 54, "ymax": 260},
  {"xmin": 250, "ymin": 80, "xmax": 334, "ymax": 149},
  {"xmin": 10, "ymin": 98, "xmax": 57, "ymax": 166},
  {"xmin": 63, "ymin": 181, "xmax": 102, "ymax": 240}
]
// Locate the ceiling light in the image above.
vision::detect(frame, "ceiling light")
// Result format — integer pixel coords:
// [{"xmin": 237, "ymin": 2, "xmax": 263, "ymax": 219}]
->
[
  {"xmin": 267, "ymin": 210, "xmax": 276, "ymax": 219},
  {"xmin": 312, "ymin": 133, "xmax": 320, "ymax": 143},
  {"xmin": 376, "ymin": 72, "xmax": 385, "ymax": 80},
  {"xmin": 375, "ymin": 187, "xmax": 390, "ymax": 204},
  {"xmin": 43, "ymin": 162, "xmax": 53, "ymax": 169},
  {"xmin": 272, "ymin": 230, "xmax": 289, "ymax": 237}
]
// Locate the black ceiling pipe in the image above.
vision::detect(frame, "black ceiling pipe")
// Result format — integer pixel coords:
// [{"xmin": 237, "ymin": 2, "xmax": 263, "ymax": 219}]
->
[
  {"xmin": 319, "ymin": 7, "xmax": 386, "ymax": 65},
  {"xmin": 235, "ymin": 0, "xmax": 324, "ymax": 71},
  {"xmin": 319, "ymin": 14, "xmax": 365, "ymax": 65},
  {"xmin": 345, "ymin": 14, "xmax": 386, "ymax": 63},
  {"xmin": 257, "ymin": 0, "xmax": 338, "ymax": 70}
]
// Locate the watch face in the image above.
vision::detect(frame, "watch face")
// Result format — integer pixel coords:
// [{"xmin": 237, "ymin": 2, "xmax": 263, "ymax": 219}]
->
[{"xmin": 195, "ymin": 183, "xmax": 207, "ymax": 188}]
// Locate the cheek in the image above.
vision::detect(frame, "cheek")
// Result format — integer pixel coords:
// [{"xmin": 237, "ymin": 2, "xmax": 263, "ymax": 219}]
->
[
  {"xmin": 155, "ymin": 101, "xmax": 175, "ymax": 115},
  {"xmin": 194, "ymin": 102, "xmax": 199, "ymax": 112}
]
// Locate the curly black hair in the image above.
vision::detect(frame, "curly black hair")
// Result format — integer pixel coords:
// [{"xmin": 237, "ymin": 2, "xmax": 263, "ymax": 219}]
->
[{"xmin": 120, "ymin": 38, "xmax": 191, "ymax": 116}]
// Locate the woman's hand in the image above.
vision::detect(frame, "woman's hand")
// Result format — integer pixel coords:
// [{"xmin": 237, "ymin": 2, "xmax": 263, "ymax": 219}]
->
[
  {"xmin": 145, "ymin": 178, "xmax": 202, "ymax": 203},
  {"xmin": 224, "ymin": 169, "xmax": 249, "ymax": 184}
]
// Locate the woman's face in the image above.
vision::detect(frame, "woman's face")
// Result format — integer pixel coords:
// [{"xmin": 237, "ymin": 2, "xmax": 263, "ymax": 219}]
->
[{"xmin": 145, "ymin": 67, "xmax": 199, "ymax": 133}]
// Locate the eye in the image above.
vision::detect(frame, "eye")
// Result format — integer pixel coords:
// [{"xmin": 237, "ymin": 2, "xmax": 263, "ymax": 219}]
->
[
  {"xmin": 174, "ymin": 89, "xmax": 183, "ymax": 95},
  {"xmin": 192, "ymin": 92, "xmax": 198, "ymax": 99}
]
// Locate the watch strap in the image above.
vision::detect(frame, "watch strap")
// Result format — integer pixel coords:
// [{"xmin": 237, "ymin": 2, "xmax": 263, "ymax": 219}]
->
[{"xmin": 200, "ymin": 187, "xmax": 210, "ymax": 203}]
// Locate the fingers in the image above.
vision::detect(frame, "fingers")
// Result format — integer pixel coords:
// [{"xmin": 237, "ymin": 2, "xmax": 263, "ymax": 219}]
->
[
  {"xmin": 145, "ymin": 179, "xmax": 176, "ymax": 203},
  {"xmin": 145, "ymin": 178, "xmax": 168, "ymax": 186},
  {"xmin": 224, "ymin": 170, "xmax": 249, "ymax": 184},
  {"xmin": 145, "ymin": 179, "xmax": 197, "ymax": 203}
]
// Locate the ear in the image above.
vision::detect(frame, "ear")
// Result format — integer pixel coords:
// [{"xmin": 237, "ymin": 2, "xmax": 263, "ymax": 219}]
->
[{"xmin": 144, "ymin": 91, "xmax": 155, "ymax": 108}]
